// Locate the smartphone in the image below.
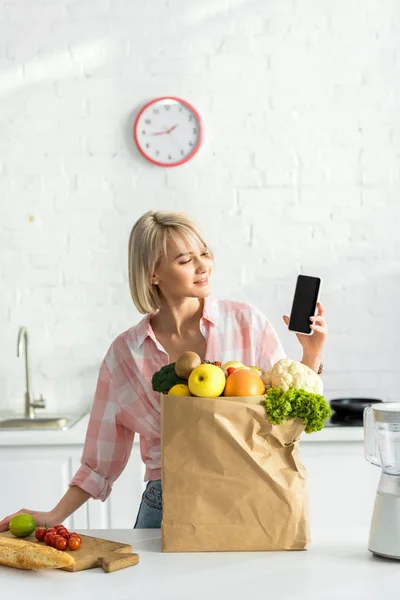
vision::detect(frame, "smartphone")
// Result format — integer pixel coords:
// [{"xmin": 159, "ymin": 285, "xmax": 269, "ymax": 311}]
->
[{"xmin": 288, "ymin": 275, "xmax": 322, "ymax": 335}]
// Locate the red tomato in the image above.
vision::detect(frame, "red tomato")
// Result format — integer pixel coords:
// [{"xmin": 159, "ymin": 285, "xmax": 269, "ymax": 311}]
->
[
  {"xmin": 70, "ymin": 534, "xmax": 82, "ymax": 544},
  {"xmin": 68, "ymin": 536, "xmax": 81, "ymax": 551},
  {"xmin": 35, "ymin": 528, "xmax": 47, "ymax": 542},
  {"xmin": 55, "ymin": 537, "xmax": 67, "ymax": 551},
  {"xmin": 51, "ymin": 535, "xmax": 62, "ymax": 548},
  {"xmin": 46, "ymin": 527, "xmax": 57, "ymax": 535},
  {"xmin": 44, "ymin": 532, "xmax": 56, "ymax": 546},
  {"xmin": 56, "ymin": 527, "xmax": 68, "ymax": 537}
]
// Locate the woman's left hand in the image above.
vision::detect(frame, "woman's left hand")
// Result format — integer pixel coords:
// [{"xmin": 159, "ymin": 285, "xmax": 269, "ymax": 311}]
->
[{"xmin": 283, "ymin": 302, "xmax": 328, "ymax": 361}]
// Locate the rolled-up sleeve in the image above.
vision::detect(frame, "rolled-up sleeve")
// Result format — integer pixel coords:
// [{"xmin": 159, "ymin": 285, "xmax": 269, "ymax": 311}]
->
[{"xmin": 69, "ymin": 358, "xmax": 135, "ymax": 502}]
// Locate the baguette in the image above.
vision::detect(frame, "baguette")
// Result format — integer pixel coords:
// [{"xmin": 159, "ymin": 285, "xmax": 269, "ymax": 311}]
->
[
  {"xmin": 0, "ymin": 537, "xmax": 37, "ymax": 548},
  {"xmin": 0, "ymin": 537, "xmax": 75, "ymax": 570}
]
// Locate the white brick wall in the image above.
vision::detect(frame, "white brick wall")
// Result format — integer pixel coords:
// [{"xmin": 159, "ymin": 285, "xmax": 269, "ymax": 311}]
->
[{"xmin": 1, "ymin": 0, "xmax": 399, "ymax": 414}]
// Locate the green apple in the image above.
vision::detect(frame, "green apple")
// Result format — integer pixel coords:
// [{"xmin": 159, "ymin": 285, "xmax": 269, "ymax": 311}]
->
[{"xmin": 188, "ymin": 364, "xmax": 226, "ymax": 397}]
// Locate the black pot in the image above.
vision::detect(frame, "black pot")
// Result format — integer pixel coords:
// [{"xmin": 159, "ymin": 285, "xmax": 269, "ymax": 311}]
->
[{"xmin": 329, "ymin": 397, "xmax": 383, "ymax": 417}]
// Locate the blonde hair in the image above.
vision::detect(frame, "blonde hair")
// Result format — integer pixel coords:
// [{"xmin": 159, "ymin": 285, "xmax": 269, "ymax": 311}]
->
[{"xmin": 128, "ymin": 210, "xmax": 212, "ymax": 314}]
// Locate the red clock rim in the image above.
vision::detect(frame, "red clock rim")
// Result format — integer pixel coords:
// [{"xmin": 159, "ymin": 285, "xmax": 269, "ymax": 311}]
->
[{"xmin": 133, "ymin": 96, "xmax": 203, "ymax": 167}]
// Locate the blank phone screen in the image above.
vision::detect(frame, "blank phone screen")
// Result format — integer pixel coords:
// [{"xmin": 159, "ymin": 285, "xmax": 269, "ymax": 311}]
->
[{"xmin": 288, "ymin": 275, "xmax": 321, "ymax": 334}]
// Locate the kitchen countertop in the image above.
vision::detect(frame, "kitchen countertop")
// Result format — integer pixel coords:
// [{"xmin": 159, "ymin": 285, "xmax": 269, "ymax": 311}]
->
[
  {"xmin": 0, "ymin": 412, "xmax": 91, "ymax": 446},
  {"xmin": 0, "ymin": 413, "xmax": 365, "ymax": 446},
  {"xmin": 1, "ymin": 528, "xmax": 398, "ymax": 599}
]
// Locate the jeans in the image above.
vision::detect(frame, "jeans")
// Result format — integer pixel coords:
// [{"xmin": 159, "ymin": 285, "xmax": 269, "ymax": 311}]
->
[{"xmin": 134, "ymin": 479, "xmax": 163, "ymax": 528}]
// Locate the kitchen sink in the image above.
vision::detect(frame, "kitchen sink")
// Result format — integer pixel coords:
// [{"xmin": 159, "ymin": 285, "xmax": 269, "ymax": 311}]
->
[{"xmin": 0, "ymin": 415, "xmax": 82, "ymax": 431}]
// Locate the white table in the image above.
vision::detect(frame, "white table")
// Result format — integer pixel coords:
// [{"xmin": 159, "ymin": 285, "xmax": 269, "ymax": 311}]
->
[{"xmin": 1, "ymin": 528, "xmax": 399, "ymax": 599}]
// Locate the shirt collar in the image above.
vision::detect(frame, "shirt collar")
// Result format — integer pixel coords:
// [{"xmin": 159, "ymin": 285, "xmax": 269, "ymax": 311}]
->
[
  {"xmin": 135, "ymin": 296, "xmax": 218, "ymax": 348},
  {"xmin": 202, "ymin": 295, "xmax": 217, "ymax": 326},
  {"xmin": 135, "ymin": 313, "xmax": 156, "ymax": 348}
]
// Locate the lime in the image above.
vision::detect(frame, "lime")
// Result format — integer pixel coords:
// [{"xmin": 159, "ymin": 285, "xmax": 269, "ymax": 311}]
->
[{"xmin": 9, "ymin": 513, "xmax": 36, "ymax": 538}]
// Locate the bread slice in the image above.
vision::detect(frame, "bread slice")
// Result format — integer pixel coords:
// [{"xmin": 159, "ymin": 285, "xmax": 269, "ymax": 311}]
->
[{"xmin": 0, "ymin": 537, "xmax": 75, "ymax": 570}]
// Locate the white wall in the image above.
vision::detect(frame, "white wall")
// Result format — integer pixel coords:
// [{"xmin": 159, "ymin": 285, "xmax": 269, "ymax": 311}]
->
[{"xmin": 1, "ymin": 0, "xmax": 399, "ymax": 415}]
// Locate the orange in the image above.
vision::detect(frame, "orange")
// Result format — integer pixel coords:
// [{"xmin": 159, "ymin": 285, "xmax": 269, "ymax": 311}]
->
[{"xmin": 223, "ymin": 369, "xmax": 265, "ymax": 397}]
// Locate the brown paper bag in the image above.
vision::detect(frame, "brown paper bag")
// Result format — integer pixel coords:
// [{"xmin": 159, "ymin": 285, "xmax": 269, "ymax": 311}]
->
[{"xmin": 161, "ymin": 393, "xmax": 310, "ymax": 552}]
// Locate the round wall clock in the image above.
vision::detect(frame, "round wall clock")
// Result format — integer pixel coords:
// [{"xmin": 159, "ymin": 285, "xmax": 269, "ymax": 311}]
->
[{"xmin": 133, "ymin": 96, "xmax": 203, "ymax": 167}]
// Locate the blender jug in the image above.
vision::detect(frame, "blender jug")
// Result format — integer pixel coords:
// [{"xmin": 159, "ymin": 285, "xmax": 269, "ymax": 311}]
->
[{"xmin": 364, "ymin": 403, "xmax": 400, "ymax": 559}]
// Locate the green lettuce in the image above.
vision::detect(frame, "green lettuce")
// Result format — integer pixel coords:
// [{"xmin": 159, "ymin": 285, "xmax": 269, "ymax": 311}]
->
[{"xmin": 263, "ymin": 387, "xmax": 331, "ymax": 434}]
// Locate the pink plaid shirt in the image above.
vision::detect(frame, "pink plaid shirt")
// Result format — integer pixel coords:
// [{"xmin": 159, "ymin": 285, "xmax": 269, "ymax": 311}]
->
[{"xmin": 70, "ymin": 297, "xmax": 286, "ymax": 501}]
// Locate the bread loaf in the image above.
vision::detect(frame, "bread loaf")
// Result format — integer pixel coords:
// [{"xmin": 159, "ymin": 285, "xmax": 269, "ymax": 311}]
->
[{"xmin": 0, "ymin": 537, "xmax": 75, "ymax": 570}]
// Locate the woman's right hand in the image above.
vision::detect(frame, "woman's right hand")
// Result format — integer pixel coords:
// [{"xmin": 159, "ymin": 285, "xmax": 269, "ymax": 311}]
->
[{"xmin": 0, "ymin": 509, "xmax": 60, "ymax": 533}]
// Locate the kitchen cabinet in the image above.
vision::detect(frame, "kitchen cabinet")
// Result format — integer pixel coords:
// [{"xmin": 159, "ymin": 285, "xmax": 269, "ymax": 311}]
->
[
  {"xmin": 0, "ymin": 446, "xmax": 87, "ymax": 529},
  {"xmin": 300, "ymin": 441, "xmax": 381, "ymax": 534},
  {"xmin": 0, "ymin": 443, "xmax": 146, "ymax": 530},
  {"xmin": 0, "ymin": 419, "xmax": 379, "ymax": 534}
]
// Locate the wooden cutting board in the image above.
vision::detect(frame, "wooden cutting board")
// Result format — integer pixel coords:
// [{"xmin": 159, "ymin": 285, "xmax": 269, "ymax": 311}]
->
[{"xmin": 0, "ymin": 531, "xmax": 139, "ymax": 573}]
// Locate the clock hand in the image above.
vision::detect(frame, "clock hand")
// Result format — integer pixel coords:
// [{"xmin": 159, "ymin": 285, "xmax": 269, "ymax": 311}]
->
[
  {"xmin": 152, "ymin": 124, "xmax": 173, "ymax": 136},
  {"xmin": 167, "ymin": 124, "xmax": 178, "ymax": 134}
]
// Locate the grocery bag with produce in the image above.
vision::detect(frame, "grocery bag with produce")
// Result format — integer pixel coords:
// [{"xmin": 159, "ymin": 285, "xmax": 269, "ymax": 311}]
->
[{"xmin": 153, "ymin": 353, "xmax": 330, "ymax": 552}]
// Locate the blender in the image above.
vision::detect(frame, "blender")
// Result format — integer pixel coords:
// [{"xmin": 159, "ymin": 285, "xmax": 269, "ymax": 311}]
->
[{"xmin": 364, "ymin": 403, "xmax": 400, "ymax": 559}]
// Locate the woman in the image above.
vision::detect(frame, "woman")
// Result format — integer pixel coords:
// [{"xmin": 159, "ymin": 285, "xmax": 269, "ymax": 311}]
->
[{"xmin": 0, "ymin": 210, "xmax": 327, "ymax": 531}]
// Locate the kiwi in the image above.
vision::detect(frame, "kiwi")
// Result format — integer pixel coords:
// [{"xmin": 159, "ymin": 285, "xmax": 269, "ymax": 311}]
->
[{"xmin": 175, "ymin": 351, "xmax": 202, "ymax": 379}]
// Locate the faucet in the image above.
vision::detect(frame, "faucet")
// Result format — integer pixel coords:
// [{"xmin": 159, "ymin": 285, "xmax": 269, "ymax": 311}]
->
[{"xmin": 17, "ymin": 327, "xmax": 46, "ymax": 419}]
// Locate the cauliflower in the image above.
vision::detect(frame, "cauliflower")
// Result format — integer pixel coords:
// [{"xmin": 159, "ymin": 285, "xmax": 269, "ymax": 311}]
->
[
  {"xmin": 262, "ymin": 360, "xmax": 329, "ymax": 433},
  {"xmin": 263, "ymin": 359, "xmax": 323, "ymax": 396}
]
